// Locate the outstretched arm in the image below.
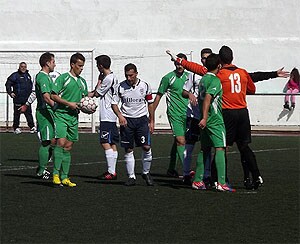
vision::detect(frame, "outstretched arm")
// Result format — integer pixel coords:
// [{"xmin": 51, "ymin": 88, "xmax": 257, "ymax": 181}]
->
[{"xmin": 249, "ymin": 67, "xmax": 289, "ymax": 83}]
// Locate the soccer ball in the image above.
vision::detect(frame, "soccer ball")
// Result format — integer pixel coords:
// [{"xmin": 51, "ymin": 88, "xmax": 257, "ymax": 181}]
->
[{"xmin": 79, "ymin": 97, "xmax": 97, "ymax": 114}]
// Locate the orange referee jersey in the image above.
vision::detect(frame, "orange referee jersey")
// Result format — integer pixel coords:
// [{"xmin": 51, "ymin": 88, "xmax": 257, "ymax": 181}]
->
[
  {"xmin": 217, "ymin": 64, "xmax": 256, "ymax": 109},
  {"xmin": 179, "ymin": 59, "xmax": 256, "ymax": 109}
]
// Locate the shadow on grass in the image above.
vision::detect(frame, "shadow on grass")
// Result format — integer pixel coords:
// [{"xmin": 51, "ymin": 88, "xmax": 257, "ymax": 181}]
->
[
  {"xmin": 4, "ymin": 173, "xmax": 37, "ymax": 179},
  {"xmin": 7, "ymin": 158, "xmax": 38, "ymax": 163},
  {"xmin": 71, "ymin": 174, "xmax": 99, "ymax": 180},
  {"xmin": 85, "ymin": 180, "xmax": 125, "ymax": 185},
  {"xmin": 21, "ymin": 181, "xmax": 56, "ymax": 188}
]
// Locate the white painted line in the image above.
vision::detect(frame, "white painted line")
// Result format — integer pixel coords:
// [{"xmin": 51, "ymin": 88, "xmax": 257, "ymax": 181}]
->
[{"xmin": 0, "ymin": 147, "xmax": 297, "ymax": 172}]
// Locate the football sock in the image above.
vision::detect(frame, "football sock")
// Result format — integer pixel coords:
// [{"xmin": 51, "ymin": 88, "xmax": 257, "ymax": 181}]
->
[
  {"xmin": 142, "ymin": 148, "xmax": 152, "ymax": 174},
  {"xmin": 183, "ymin": 144, "xmax": 194, "ymax": 176},
  {"xmin": 125, "ymin": 151, "xmax": 135, "ymax": 179},
  {"xmin": 105, "ymin": 149, "xmax": 116, "ymax": 174},
  {"xmin": 211, "ymin": 156, "xmax": 217, "ymax": 183},
  {"xmin": 238, "ymin": 143, "xmax": 260, "ymax": 180},
  {"xmin": 241, "ymin": 153, "xmax": 250, "ymax": 180},
  {"xmin": 60, "ymin": 150, "xmax": 71, "ymax": 180},
  {"xmin": 203, "ymin": 149, "xmax": 212, "ymax": 179},
  {"xmin": 53, "ymin": 146, "xmax": 64, "ymax": 175},
  {"xmin": 168, "ymin": 142, "xmax": 177, "ymax": 170},
  {"xmin": 38, "ymin": 144, "xmax": 50, "ymax": 174},
  {"xmin": 48, "ymin": 144, "xmax": 55, "ymax": 161},
  {"xmin": 113, "ymin": 150, "xmax": 118, "ymax": 172},
  {"xmin": 177, "ymin": 145, "xmax": 185, "ymax": 167},
  {"xmin": 193, "ymin": 151, "xmax": 204, "ymax": 182},
  {"xmin": 215, "ymin": 150, "xmax": 226, "ymax": 184}
]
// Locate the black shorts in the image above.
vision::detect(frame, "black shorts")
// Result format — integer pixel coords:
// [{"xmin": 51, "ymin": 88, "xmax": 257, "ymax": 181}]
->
[
  {"xmin": 120, "ymin": 115, "xmax": 150, "ymax": 149},
  {"xmin": 98, "ymin": 121, "xmax": 119, "ymax": 145},
  {"xmin": 185, "ymin": 117, "xmax": 201, "ymax": 143},
  {"xmin": 222, "ymin": 108, "xmax": 251, "ymax": 146}
]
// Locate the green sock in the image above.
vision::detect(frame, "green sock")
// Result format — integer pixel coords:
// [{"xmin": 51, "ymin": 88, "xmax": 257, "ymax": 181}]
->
[
  {"xmin": 193, "ymin": 151, "xmax": 204, "ymax": 182},
  {"xmin": 38, "ymin": 144, "xmax": 50, "ymax": 174},
  {"xmin": 215, "ymin": 150, "xmax": 226, "ymax": 184},
  {"xmin": 177, "ymin": 145, "xmax": 185, "ymax": 167},
  {"xmin": 60, "ymin": 150, "xmax": 71, "ymax": 180},
  {"xmin": 168, "ymin": 142, "xmax": 177, "ymax": 170},
  {"xmin": 53, "ymin": 146, "xmax": 64, "ymax": 175},
  {"xmin": 48, "ymin": 144, "xmax": 55, "ymax": 161}
]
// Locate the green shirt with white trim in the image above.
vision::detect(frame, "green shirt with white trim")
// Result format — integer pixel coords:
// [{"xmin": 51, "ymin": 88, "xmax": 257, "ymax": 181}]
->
[{"xmin": 52, "ymin": 72, "xmax": 88, "ymax": 115}]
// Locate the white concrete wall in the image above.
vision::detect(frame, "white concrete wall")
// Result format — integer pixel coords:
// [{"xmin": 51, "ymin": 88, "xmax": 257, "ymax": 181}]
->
[{"xmin": 1, "ymin": 0, "xmax": 299, "ymax": 127}]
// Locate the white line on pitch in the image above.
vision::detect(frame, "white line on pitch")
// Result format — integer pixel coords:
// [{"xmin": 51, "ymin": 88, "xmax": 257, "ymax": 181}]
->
[{"xmin": 0, "ymin": 147, "xmax": 297, "ymax": 172}]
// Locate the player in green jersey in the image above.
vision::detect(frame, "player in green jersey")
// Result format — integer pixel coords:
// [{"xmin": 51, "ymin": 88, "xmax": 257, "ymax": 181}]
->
[
  {"xmin": 51, "ymin": 53, "xmax": 89, "ymax": 187},
  {"xmin": 191, "ymin": 53, "xmax": 235, "ymax": 192},
  {"xmin": 35, "ymin": 52, "xmax": 56, "ymax": 179},
  {"xmin": 153, "ymin": 53, "xmax": 190, "ymax": 178}
]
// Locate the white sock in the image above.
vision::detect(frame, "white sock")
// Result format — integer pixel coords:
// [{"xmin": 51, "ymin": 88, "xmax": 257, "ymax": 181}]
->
[
  {"xmin": 183, "ymin": 144, "xmax": 194, "ymax": 176},
  {"xmin": 113, "ymin": 150, "xmax": 118, "ymax": 172},
  {"xmin": 105, "ymin": 149, "xmax": 116, "ymax": 174},
  {"xmin": 142, "ymin": 149, "xmax": 152, "ymax": 174},
  {"xmin": 125, "ymin": 151, "xmax": 135, "ymax": 179}
]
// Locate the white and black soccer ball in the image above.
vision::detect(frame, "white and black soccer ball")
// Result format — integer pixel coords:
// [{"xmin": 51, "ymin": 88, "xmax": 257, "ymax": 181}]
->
[{"xmin": 79, "ymin": 96, "xmax": 97, "ymax": 114}]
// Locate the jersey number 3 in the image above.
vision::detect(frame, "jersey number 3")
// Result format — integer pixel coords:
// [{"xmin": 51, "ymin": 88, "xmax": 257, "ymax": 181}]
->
[{"xmin": 229, "ymin": 73, "xmax": 241, "ymax": 93}]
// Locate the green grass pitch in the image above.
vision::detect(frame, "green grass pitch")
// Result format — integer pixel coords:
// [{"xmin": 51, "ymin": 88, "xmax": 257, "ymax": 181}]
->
[{"xmin": 0, "ymin": 133, "xmax": 299, "ymax": 243}]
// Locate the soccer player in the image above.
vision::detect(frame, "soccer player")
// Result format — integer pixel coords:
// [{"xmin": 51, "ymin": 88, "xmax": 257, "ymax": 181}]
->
[
  {"xmin": 111, "ymin": 63, "xmax": 154, "ymax": 186},
  {"xmin": 169, "ymin": 46, "xmax": 264, "ymax": 189},
  {"xmin": 168, "ymin": 49, "xmax": 289, "ymax": 189},
  {"xmin": 34, "ymin": 52, "xmax": 57, "ymax": 179},
  {"xmin": 153, "ymin": 53, "xmax": 206, "ymax": 179},
  {"xmin": 192, "ymin": 53, "xmax": 235, "ymax": 192},
  {"xmin": 91, "ymin": 55, "xmax": 119, "ymax": 180},
  {"xmin": 19, "ymin": 71, "xmax": 61, "ymax": 163},
  {"xmin": 182, "ymin": 48, "xmax": 213, "ymax": 187},
  {"xmin": 51, "ymin": 52, "xmax": 89, "ymax": 187}
]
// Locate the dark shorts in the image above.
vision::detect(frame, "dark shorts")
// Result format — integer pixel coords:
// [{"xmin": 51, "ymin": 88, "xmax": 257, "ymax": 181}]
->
[
  {"xmin": 185, "ymin": 117, "xmax": 201, "ymax": 143},
  {"xmin": 222, "ymin": 108, "xmax": 251, "ymax": 146},
  {"xmin": 98, "ymin": 121, "xmax": 119, "ymax": 145},
  {"xmin": 120, "ymin": 115, "xmax": 150, "ymax": 149}
]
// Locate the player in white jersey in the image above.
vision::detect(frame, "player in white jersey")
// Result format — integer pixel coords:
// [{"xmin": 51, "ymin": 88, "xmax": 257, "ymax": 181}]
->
[
  {"xmin": 182, "ymin": 48, "xmax": 213, "ymax": 187},
  {"xmin": 92, "ymin": 55, "xmax": 119, "ymax": 180},
  {"xmin": 112, "ymin": 63, "xmax": 154, "ymax": 186}
]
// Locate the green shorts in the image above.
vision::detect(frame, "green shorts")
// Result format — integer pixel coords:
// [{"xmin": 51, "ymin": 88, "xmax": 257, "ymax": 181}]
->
[
  {"xmin": 168, "ymin": 114, "xmax": 186, "ymax": 137},
  {"xmin": 36, "ymin": 109, "xmax": 55, "ymax": 141},
  {"xmin": 54, "ymin": 112, "xmax": 79, "ymax": 142},
  {"xmin": 201, "ymin": 123, "xmax": 226, "ymax": 148}
]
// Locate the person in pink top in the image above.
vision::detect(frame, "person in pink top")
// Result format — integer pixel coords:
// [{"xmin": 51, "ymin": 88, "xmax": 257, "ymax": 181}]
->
[{"xmin": 284, "ymin": 68, "xmax": 300, "ymax": 110}]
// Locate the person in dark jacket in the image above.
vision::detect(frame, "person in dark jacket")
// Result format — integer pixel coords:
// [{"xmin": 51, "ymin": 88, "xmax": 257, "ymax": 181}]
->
[{"xmin": 5, "ymin": 62, "xmax": 36, "ymax": 134}]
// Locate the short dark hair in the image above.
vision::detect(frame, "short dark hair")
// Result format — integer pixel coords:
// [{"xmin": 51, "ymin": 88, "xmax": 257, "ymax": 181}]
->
[
  {"xmin": 177, "ymin": 53, "xmax": 187, "ymax": 60},
  {"xmin": 219, "ymin": 45, "xmax": 233, "ymax": 64},
  {"xmin": 204, "ymin": 53, "xmax": 220, "ymax": 72},
  {"xmin": 95, "ymin": 55, "xmax": 111, "ymax": 69},
  {"xmin": 201, "ymin": 48, "xmax": 212, "ymax": 57},
  {"xmin": 70, "ymin": 52, "xmax": 85, "ymax": 65},
  {"xmin": 39, "ymin": 52, "xmax": 54, "ymax": 67},
  {"xmin": 124, "ymin": 63, "xmax": 137, "ymax": 73}
]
